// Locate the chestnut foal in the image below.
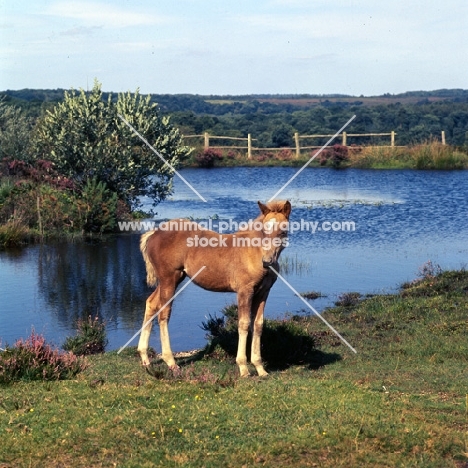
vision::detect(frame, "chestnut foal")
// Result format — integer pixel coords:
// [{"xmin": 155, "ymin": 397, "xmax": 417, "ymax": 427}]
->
[{"xmin": 137, "ymin": 200, "xmax": 291, "ymax": 377}]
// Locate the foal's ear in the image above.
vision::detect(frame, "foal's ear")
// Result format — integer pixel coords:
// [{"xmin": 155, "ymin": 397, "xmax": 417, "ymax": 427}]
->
[
  {"xmin": 281, "ymin": 200, "xmax": 292, "ymax": 219},
  {"xmin": 258, "ymin": 201, "xmax": 271, "ymax": 215}
]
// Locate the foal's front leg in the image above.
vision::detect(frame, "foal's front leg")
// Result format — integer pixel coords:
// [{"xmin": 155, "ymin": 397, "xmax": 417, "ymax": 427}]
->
[
  {"xmin": 251, "ymin": 291, "xmax": 270, "ymax": 377},
  {"xmin": 236, "ymin": 289, "xmax": 253, "ymax": 377}
]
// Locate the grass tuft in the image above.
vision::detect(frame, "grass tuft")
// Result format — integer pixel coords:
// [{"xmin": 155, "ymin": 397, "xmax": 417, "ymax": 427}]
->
[
  {"xmin": 0, "ymin": 219, "xmax": 30, "ymax": 248},
  {"xmin": 335, "ymin": 292, "xmax": 362, "ymax": 307},
  {"xmin": 349, "ymin": 142, "xmax": 468, "ymax": 169},
  {"xmin": 300, "ymin": 290, "xmax": 325, "ymax": 300}
]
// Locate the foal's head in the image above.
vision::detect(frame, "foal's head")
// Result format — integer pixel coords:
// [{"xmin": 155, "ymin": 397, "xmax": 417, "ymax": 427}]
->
[{"xmin": 257, "ymin": 200, "xmax": 291, "ymax": 268}]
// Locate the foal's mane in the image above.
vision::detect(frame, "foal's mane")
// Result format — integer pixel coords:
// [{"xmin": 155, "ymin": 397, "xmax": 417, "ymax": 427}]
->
[
  {"xmin": 265, "ymin": 200, "xmax": 288, "ymax": 212},
  {"xmin": 255, "ymin": 200, "xmax": 290, "ymax": 221}
]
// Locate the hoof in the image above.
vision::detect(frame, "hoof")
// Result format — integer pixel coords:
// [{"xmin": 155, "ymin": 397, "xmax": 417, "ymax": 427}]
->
[
  {"xmin": 255, "ymin": 366, "xmax": 269, "ymax": 377},
  {"xmin": 169, "ymin": 365, "xmax": 181, "ymax": 378}
]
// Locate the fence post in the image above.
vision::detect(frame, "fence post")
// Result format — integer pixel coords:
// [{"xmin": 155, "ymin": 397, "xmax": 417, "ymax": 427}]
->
[
  {"xmin": 441, "ymin": 131, "xmax": 446, "ymax": 145},
  {"xmin": 294, "ymin": 132, "xmax": 300, "ymax": 158},
  {"xmin": 342, "ymin": 132, "xmax": 347, "ymax": 146},
  {"xmin": 247, "ymin": 134, "xmax": 252, "ymax": 159},
  {"xmin": 204, "ymin": 132, "xmax": 209, "ymax": 150},
  {"xmin": 391, "ymin": 131, "xmax": 395, "ymax": 147}
]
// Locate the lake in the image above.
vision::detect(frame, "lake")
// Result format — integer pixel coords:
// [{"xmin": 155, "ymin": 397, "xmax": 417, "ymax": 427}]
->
[{"xmin": 1, "ymin": 167, "xmax": 467, "ymax": 352}]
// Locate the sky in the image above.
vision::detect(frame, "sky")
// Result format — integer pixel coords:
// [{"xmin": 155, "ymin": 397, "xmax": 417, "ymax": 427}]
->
[{"xmin": 1, "ymin": 0, "xmax": 467, "ymax": 96}]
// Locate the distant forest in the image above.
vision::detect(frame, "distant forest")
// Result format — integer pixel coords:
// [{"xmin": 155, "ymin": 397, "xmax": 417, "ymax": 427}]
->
[{"xmin": 2, "ymin": 88, "xmax": 468, "ymax": 147}]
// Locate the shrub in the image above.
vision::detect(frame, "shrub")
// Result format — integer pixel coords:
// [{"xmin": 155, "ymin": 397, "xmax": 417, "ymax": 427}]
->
[
  {"xmin": 195, "ymin": 148, "xmax": 223, "ymax": 168},
  {"xmin": 0, "ymin": 102, "xmax": 33, "ymax": 161},
  {"xmin": 0, "ymin": 332, "xmax": 87, "ymax": 384},
  {"xmin": 0, "ymin": 178, "xmax": 14, "ymax": 206},
  {"xmin": 63, "ymin": 315, "xmax": 108, "ymax": 355},
  {"xmin": 77, "ymin": 178, "xmax": 118, "ymax": 233},
  {"xmin": 34, "ymin": 80, "xmax": 190, "ymax": 209},
  {"xmin": 0, "ymin": 162, "xmax": 118, "ymax": 235}
]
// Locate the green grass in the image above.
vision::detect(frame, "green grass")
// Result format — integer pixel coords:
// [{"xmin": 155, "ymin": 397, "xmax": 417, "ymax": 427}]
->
[
  {"xmin": 350, "ymin": 143, "xmax": 468, "ymax": 170},
  {"xmin": 0, "ymin": 219, "xmax": 31, "ymax": 248},
  {"xmin": 1, "ymin": 270, "xmax": 467, "ymax": 467}
]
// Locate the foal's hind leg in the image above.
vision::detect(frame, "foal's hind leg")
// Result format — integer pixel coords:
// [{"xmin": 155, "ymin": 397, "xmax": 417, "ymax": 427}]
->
[
  {"xmin": 138, "ymin": 287, "xmax": 160, "ymax": 366},
  {"xmin": 137, "ymin": 271, "xmax": 185, "ymax": 368}
]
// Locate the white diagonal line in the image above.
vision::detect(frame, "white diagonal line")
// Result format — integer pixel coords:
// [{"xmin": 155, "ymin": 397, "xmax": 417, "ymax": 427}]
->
[
  {"xmin": 117, "ymin": 114, "xmax": 208, "ymax": 203},
  {"xmin": 269, "ymin": 266, "xmax": 357, "ymax": 354},
  {"xmin": 268, "ymin": 114, "xmax": 356, "ymax": 202},
  {"xmin": 117, "ymin": 266, "xmax": 207, "ymax": 354}
]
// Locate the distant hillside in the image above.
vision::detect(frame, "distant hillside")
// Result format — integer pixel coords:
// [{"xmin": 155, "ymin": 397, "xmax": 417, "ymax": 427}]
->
[
  {"xmin": 2, "ymin": 88, "xmax": 468, "ymax": 116},
  {"xmin": 1, "ymin": 88, "xmax": 468, "ymax": 146}
]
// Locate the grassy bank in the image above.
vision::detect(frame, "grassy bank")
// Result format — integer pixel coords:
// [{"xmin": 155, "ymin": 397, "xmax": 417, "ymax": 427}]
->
[
  {"xmin": 349, "ymin": 141, "xmax": 468, "ymax": 170},
  {"xmin": 186, "ymin": 142, "xmax": 468, "ymax": 169},
  {"xmin": 1, "ymin": 270, "xmax": 467, "ymax": 467}
]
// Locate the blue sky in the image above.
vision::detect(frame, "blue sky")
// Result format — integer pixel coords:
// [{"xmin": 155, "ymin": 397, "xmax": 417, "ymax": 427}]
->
[{"xmin": 1, "ymin": 0, "xmax": 467, "ymax": 95}]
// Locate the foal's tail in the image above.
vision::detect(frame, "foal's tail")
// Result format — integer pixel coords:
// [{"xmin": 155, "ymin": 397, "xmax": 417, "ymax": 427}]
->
[{"xmin": 140, "ymin": 231, "xmax": 158, "ymax": 287}]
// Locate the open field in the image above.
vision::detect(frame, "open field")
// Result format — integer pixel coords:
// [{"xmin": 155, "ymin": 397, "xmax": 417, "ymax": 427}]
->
[
  {"xmin": 232, "ymin": 95, "xmax": 451, "ymax": 107},
  {"xmin": 1, "ymin": 270, "xmax": 467, "ymax": 467}
]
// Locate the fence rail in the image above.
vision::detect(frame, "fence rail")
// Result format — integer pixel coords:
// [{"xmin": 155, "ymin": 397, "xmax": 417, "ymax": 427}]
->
[{"xmin": 183, "ymin": 130, "xmax": 447, "ymax": 159}]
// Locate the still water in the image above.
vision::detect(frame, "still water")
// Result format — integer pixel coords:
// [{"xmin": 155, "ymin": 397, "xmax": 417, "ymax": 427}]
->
[{"xmin": 1, "ymin": 168, "xmax": 467, "ymax": 352}]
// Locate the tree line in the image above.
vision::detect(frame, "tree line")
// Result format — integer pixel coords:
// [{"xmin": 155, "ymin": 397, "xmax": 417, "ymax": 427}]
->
[{"xmin": 2, "ymin": 88, "xmax": 468, "ymax": 148}]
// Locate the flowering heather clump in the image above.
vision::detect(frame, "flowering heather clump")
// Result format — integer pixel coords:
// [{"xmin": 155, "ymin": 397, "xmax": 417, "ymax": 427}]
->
[
  {"xmin": 63, "ymin": 315, "xmax": 107, "ymax": 355},
  {"xmin": 320, "ymin": 144, "xmax": 349, "ymax": 167},
  {"xmin": 0, "ymin": 331, "xmax": 87, "ymax": 384},
  {"xmin": 195, "ymin": 148, "xmax": 223, "ymax": 168},
  {"xmin": 418, "ymin": 260, "xmax": 442, "ymax": 279}
]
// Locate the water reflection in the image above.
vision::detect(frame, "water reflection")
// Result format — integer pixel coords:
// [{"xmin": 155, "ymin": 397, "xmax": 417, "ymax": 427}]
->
[{"xmin": 36, "ymin": 236, "xmax": 149, "ymax": 330}]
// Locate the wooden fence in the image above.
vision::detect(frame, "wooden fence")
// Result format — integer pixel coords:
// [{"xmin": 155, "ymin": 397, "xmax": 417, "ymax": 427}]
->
[{"xmin": 183, "ymin": 130, "xmax": 447, "ymax": 159}]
